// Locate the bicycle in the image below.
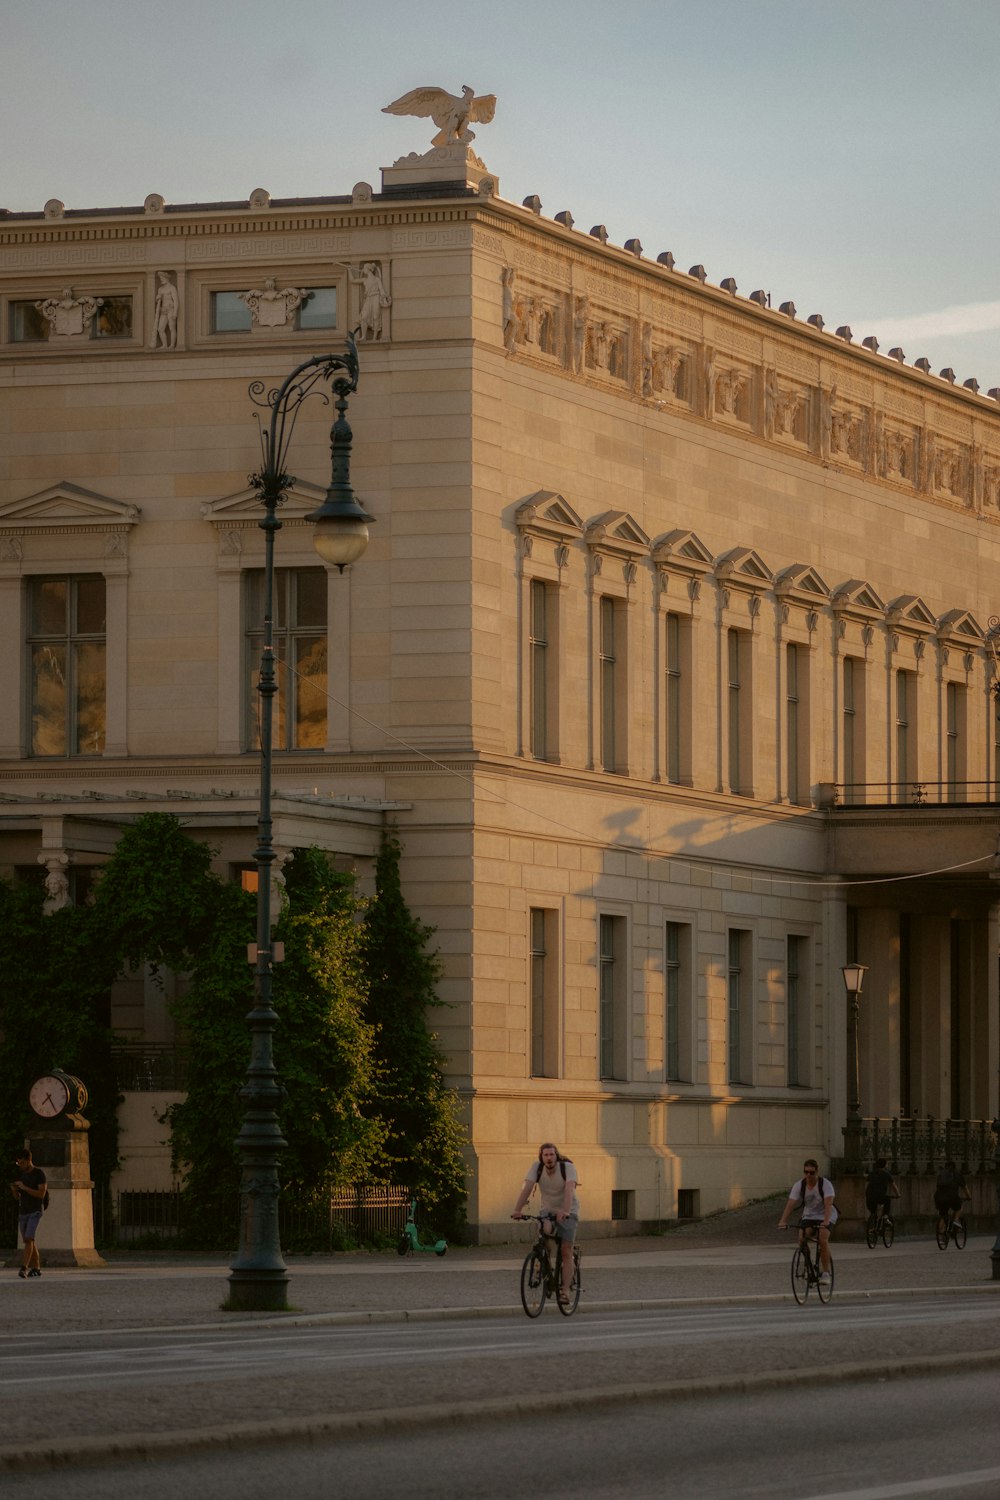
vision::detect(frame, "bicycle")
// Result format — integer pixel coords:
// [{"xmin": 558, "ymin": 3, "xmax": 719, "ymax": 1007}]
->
[
  {"xmin": 790, "ymin": 1221, "xmax": 834, "ymax": 1304},
  {"xmin": 935, "ymin": 1204, "xmax": 968, "ymax": 1250},
  {"xmin": 865, "ymin": 1203, "xmax": 895, "ymax": 1249},
  {"xmin": 516, "ymin": 1213, "xmax": 582, "ymax": 1317}
]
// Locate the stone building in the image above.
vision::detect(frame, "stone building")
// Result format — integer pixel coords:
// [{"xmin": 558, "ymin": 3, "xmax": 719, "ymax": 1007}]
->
[{"xmin": 1, "ymin": 109, "xmax": 998, "ymax": 1239}]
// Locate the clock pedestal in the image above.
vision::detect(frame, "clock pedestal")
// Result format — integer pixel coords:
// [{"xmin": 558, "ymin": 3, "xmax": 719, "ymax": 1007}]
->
[{"xmin": 23, "ymin": 1117, "xmax": 105, "ymax": 1268}]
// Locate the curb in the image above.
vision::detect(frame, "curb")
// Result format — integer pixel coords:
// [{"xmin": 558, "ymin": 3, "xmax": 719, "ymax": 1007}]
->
[
  {"xmin": 4, "ymin": 1278, "xmax": 998, "ymax": 1341},
  {"xmin": 4, "ymin": 1346, "xmax": 1000, "ymax": 1474}
]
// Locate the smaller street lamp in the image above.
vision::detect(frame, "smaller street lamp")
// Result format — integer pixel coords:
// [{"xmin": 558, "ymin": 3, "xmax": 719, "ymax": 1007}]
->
[
  {"xmin": 841, "ymin": 962, "xmax": 868, "ymax": 1174},
  {"xmin": 227, "ymin": 334, "xmax": 374, "ymax": 1313}
]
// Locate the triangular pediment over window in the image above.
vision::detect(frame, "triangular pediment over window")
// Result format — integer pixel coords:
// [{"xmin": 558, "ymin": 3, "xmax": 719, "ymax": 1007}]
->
[
  {"xmin": 831, "ymin": 579, "xmax": 886, "ymax": 617},
  {"xmin": 585, "ymin": 510, "xmax": 650, "ymax": 555},
  {"xmin": 886, "ymin": 594, "xmax": 937, "ymax": 632},
  {"xmin": 651, "ymin": 528, "xmax": 714, "ymax": 576},
  {"xmin": 201, "ymin": 479, "xmax": 328, "ymax": 526},
  {"xmin": 935, "ymin": 608, "xmax": 984, "ymax": 644},
  {"xmin": 774, "ymin": 563, "xmax": 831, "ymax": 602},
  {"xmin": 0, "ymin": 482, "xmax": 140, "ymax": 529},
  {"xmin": 515, "ymin": 491, "xmax": 584, "ymax": 541},
  {"xmin": 714, "ymin": 546, "xmax": 773, "ymax": 587}
]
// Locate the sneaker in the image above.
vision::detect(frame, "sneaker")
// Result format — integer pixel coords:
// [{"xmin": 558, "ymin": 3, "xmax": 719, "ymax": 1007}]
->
[
  {"xmin": 818, "ymin": 1272, "xmax": 831, "ymax": 1284},
  {"xmin": 27, "ymin": 1269, "xmax": 41, "ymax": 1278},
  {"xmin": 17, "ymin": 1268, "xmax": 27, "ymax": 1279}
]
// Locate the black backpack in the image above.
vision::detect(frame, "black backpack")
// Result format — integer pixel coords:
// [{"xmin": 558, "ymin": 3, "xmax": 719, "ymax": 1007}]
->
[
  {"xmin": 535, "ymin": 1155, "xmax": 572, "ymax": 1182},
  {"xmin": 799, "ymin": 1175, "xmax": 830, "ymax": 1208}
]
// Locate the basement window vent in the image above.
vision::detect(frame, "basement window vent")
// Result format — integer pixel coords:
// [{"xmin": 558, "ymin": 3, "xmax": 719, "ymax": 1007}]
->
[
  {"xmin": 677, "ymin": 1189, "xmax": 700, "ymax": 1220},
  {"xmin": 611, "ymin": 1189, "xmax": 634, "ymax": 1221}
]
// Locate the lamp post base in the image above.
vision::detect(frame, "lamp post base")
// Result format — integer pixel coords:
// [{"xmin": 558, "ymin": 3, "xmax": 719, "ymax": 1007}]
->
[{"xmin": 224, "ymin": 1270, "xmax": 290, "ymax": 1312}]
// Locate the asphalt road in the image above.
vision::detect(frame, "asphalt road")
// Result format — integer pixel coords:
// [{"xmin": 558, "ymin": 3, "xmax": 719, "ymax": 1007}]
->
[{"xmin": 5, "ymin": 1367, "xmax": 1000, "ymax": 1500}]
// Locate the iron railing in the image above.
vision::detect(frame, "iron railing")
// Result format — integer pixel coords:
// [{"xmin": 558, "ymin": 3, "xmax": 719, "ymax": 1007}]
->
[
  {"xmin": 111, "ymin": 1045, "xmax": 190, "ymax": 1092},
  {"xmin": 830, "ymin": 781, "xmax": 999, "ymax": 808},
  {"xmin": 860, "ymin": 1116, "xmax": 999, "ymax": 1175}
]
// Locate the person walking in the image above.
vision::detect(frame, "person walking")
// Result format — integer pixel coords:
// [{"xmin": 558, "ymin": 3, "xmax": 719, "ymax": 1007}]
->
[{"xmin": 11, "ymin": 1147, "xmax": 47, "ymax": 1279}]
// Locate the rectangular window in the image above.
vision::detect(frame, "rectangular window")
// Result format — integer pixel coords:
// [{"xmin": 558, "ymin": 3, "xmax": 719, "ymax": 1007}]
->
[
  {"xmin": 787, "ymin": 934, "xmax": 807, "ymax": 1086},
  {"xmin": 665, "ymin": 612, "xmax": 685, "ymax": 785},
  {"xmin": 599, "ymin": 914, "xmax": 628, "ymax": 1081},
  {"xmin": 727, "ymin": 629, "xmax": 751, "ymax": 795},
  {"xmin": 297, "ymin": 287, "xmax": 338, "ymax": 330},
  {"xmin": 94, "ymin": 297, "xmax": 133, "ymax": 339},
  {"xmin": 600, "ymin": 597, "xmax": 618, "ymax": 772},
  {"xmin": 665, "ymin": 920, "xmax": 692, "ymax": 1082},
  {"xmin": 245, "ymin": 567, "xmax": 327, "ymax": 750},
  {"xmin": 786, "ymin": 643, "xmax": 800, "ymax": 804},
  {"xmin": 946, "ymin": 682, "xmax": 965, "ymax": 802},
  {"xmin": 212, "ymin": 292, "xmax": 253, "ymax": 333},
  {"xmin": 727, "ymin": 927, "xmax": 752, "ymax": 1084},
  {"xmin": 843, "ymin": 657, "xmax": 859, "ymax": 801},
  {"xmin": 895, "ymin": 669, "xmax": 915, "ymax": 801},
  {"xmin": 10, "ymin": 296, "xmax": 132, "ymax": 341},
  {"xmin": 530, "ymin": 907, "xmax": 559, "ymax": 1077},
  {"xmin": 28, "ymin": 576, "xmax": 106, "ymax": 756},
  {"xmin": 529, "ymin": 579, "xmax": 550, "ymax": 760}
]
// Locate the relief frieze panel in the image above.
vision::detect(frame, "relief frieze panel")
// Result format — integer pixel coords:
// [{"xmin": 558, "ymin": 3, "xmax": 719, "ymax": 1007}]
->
[
  {"xmin": 584, "ymin": 271, "xmax": 638, "ymax": 310},
  {"xmin": 186, "ymin": 234, "xmax": 350, "ymax": 261}
]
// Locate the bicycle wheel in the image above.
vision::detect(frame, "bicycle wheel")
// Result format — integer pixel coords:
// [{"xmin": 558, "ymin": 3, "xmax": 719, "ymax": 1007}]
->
[
  {"xmin": 865, "ymin": 1211, "xmax": 878, "ymax": 1249},
  {"xmin": 952, "ymin": 1218, "xmax": 967, "ymax": 1249},
  {"xmin": 791, "ymin": 1247, "xmax": 810, "ymax": 1304},
  {"xmin": 936, "ymin": 1217, "xmax": 949, "ymax": 1250},
  {"xmin": 520, "ymin": 1249, "xmax": 547, "ymax": 1317},
  {"xmin": 557, "ymin": 1248, "xmax": 582, "ymax": 1316},
  {"xmin": 817, "ymin": 1255, "xmax": 835, "ymax": 1303},
  {"xmin": 882, "ymin": 1215, "xmax": 895, "ymax": 1249}
]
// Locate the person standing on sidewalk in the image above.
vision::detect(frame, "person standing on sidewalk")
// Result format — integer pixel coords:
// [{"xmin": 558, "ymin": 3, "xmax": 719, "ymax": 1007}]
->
[
  {"xmin": 778, "ymin": 1159, "xmax": 836, "ymax": 1284},
  {"xmin": 11, "ymin": 1147, "xmax": 46, "ymax": 1279},
  {"xmin": 512, "ymin": 1143, "xmax": 579, "ymax": 1306}
]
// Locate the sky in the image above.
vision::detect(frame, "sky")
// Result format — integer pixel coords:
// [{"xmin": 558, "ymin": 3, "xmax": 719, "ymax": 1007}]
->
[{"xmin": 3, "ymin": 0, "xmax": 999, "ymax": 388}]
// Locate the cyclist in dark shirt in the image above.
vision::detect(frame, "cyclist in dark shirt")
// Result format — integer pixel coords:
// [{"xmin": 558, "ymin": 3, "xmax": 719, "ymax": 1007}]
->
[
  {"xmin": 865, "ymin": 1158, "xmax": 899, "ymax": 1216},
  {"xmin": 934, "ymin": 1160, "xmax": 968, "ymax": 1236}
]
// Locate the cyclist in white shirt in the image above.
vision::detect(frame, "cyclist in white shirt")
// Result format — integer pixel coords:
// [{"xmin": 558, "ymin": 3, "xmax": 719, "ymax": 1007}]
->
[
  {"xmin": 778, "ymin": 1158, "xmax": 837, "ymax": 1282},
  {"xmin": 512, "ymin": 1143, "xmax": 579, "ymax": 1305}
]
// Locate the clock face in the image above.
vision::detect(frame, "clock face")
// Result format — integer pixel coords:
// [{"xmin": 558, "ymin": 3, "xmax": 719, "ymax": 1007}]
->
[{"xmin": 29, "ymin": 1075, "xmax": 70, "ymax": 1118}]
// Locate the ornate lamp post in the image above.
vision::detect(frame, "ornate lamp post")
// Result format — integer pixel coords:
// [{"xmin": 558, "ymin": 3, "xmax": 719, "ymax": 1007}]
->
[
  {"xmin": 841, "ymin": 962, "xmax": 868, "ymax": 1174},
  {"xmin": 226, "ymin": 336, "xmax": 374, "ymax": 1312}
]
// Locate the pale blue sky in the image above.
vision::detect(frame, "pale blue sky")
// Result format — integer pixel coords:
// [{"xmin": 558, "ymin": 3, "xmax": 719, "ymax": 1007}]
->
[{"xmin": 4, "ymin": 0, "xmax": 999, "ymax": 385}]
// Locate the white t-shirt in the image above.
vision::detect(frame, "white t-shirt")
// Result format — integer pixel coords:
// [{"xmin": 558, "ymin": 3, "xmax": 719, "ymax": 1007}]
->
[
  {"xmin": 524, "ymin": 1159, "xmax": 580, "ymax": 1218},
  {"xmin": 789, "ymin": 1175, "xmax": 838, "ymax": 1224}
]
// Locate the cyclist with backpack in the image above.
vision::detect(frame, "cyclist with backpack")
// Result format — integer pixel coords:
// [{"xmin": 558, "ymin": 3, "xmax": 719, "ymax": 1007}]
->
[
  {"xmin": 934, "ymin": 1160, "xmax": 969, "ymax": 1237},
  {"xmin": 865, "ymin": 1157, "xmax": 900, "ymax": 1219},
  {"xmin": 777, "ymin": 1159, "xmax": 837, "ymax": 1284},
  {"xmin": 512, "ymin": 1142, "xmax": 579, "ymax": 1306}
]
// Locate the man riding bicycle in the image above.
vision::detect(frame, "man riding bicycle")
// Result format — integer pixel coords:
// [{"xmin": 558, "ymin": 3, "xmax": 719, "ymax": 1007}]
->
[
  {"xmin": 865, "ymin": 1157, "xmax": 900, "ymax": 1219},
  {"xmin": 778, "ymin": 1158, "xmax": 837, "ymax": 1284},
  {"xmin": 512, "ymin": 1142, "xmax": 579, "ymax": 1306}
]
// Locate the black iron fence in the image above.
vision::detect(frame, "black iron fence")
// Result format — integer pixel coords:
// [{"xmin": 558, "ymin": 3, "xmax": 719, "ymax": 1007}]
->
[
  {"xmin": 111, "ymin": 1045, "xmax": 190, "ymax": 1092},
  {"xmin": 98, "ymin": 1183, "xmax": 409, "ymax": 1249},
  {"xmin": 5, "ymin": 1185, "xmax": 409, "ymax": 1254},
  {"xmin": 828, "ymin": 781, "xmax": 999, "ymax": 808},
  {"xmin": 860, "ymin": 1116, "xmax": 998, "ymax": 1176}
]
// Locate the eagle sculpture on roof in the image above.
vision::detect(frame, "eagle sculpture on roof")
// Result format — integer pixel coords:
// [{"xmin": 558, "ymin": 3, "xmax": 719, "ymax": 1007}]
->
[{"xmin": 382, "ymin": 85, "xmax": 497, "ymax": 149}]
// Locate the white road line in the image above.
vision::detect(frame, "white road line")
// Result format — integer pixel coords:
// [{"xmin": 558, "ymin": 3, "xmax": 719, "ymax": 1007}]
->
[{"xmin": 804, "ymin": 1464, "xmax": 1000, "ymax": 1499}]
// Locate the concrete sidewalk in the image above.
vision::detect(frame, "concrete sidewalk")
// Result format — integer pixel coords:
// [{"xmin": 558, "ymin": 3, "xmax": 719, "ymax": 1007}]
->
[{"xmin": 3, "ymin": 1229, "xmax": 998, "ymax": 1334}]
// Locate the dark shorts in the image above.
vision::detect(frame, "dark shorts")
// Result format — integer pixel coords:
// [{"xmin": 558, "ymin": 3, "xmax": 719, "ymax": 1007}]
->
[
  {"xmin": 19, "ymin": 1210, "xmax": 42, "ymax": 1243},
  {"xmin": 934, "ymin": 1192, "xmax": 961, "ymax": 1215},
  {"xmin": 542, "ymin": 1212, "xmax": 579, "ymax": 1245}
]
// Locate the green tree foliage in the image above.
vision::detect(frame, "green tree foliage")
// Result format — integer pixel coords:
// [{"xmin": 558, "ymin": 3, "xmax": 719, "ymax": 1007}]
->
[
  {"xmin": 361, "ymin": 832, "xmax": 468, "ymax": 1234},
  {"xmin": 0, "ymin": 876, "xmax": 122, "ymax": 1193}
]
